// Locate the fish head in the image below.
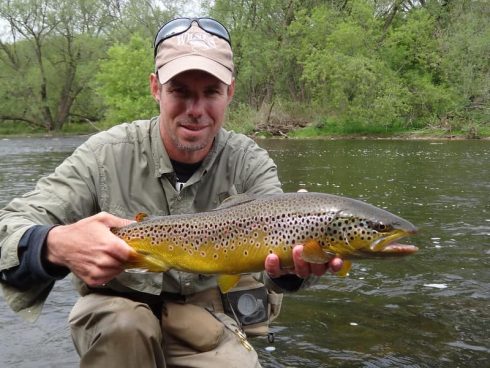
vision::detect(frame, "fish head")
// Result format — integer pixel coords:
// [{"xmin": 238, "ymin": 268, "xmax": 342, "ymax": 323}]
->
[
  {"xmin": 354, "ymin": 217, "xmax": 418, "ymax": 256},
  {"xmin": 320, "ymin": 202, "xmax": 418, "ymax": 258}
]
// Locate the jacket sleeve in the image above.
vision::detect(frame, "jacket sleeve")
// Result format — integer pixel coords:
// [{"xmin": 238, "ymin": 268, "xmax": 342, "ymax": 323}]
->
[
  {"xmin": 0, "ymin": 141, "xmax": 100, "ymax": 320},
  {"xmin": 239, "ymin": 140, "xmax": 283, "ymax": 196}
]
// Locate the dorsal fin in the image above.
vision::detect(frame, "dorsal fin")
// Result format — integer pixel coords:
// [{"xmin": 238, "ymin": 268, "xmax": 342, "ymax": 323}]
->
[
  {"xmin": 134, "ymin": 212, "xmax": 149, "ymax": 222},
  {"xmin": 134, "ymin": 212, "xmax": 162, "ymax": 222}
]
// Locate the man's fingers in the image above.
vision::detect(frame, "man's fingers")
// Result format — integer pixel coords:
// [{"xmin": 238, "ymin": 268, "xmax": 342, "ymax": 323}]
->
[
  {"xmin": 328, "ymin": 257, "xmax": 343, "ymax": 273},
  {"xmin": 266, "ymin": 246, "xmax": 344, "ymax": 279},
  {"xmin": 310, "ymin": 263, "xmax": 328, "ymax": 276},
  {"xmin": 292, "ymin": 245, "xmax": 310, "ymax": 278},
  {"xmin": 104, "ymin": 238, "xmax": 136, "ymax": 263},
  {"xmin": 265, "ymin": 254, "xmax": 282, "ymax": 278}
]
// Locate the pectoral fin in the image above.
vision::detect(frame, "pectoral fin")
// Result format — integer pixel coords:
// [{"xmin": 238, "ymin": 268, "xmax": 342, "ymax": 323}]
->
[
  {"xmin": 218, "ymin": 274, "xmax": 241, "ymax": 293},
  {"xmin": 301, "ymin": 239, "xmax": 333, "ymax": 264},
  {"xmin": 125, "ymin": 239, "xmax": 170, "ymax": 272}
]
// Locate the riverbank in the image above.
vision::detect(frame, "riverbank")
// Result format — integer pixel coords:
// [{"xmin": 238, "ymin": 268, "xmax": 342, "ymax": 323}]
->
[
  {"xmin": 1, "ymin": 121, "xmax": 489, "ymax": 140},
  {"xmin": 2, "ymin": 131, "xmax": 489, "ymax": 141},
  {"xmin": 253, "ymin": 125, "xmax": 490, "ymax": 140}
]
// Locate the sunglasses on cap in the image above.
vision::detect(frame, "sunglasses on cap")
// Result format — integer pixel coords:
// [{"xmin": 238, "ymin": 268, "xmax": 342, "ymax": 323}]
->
[{"xmin": 153, "ymin": 17, "xmax": 231, "ymax": 57}]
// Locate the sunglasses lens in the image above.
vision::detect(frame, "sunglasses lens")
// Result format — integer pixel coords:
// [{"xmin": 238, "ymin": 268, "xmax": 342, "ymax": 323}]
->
[
  {"xmin": 154, "ymin": 17, "xmax": 231, "ymax": 56},
  {"xmin": 197, "ymin": 18, "xmax": 231, "ymax": 42},
  {"xmin": 154, "ymin": 18, "xmax": 192, "ymax": 50}
]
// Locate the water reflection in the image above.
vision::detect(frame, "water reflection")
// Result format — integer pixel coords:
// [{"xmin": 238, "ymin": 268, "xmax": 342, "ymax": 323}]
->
[{"xmin": 0, "ymin": 137, "xmax": 489, "ymax": 367}]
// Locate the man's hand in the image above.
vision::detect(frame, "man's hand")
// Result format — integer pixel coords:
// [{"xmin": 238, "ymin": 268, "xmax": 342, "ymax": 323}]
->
[
  {"xmin": 45, "ymin": 212, "xmax": 135, "ymax": 287},
  {"xmin": 265, "ymin": 244, "xmax": 343, "ymax": 279}
]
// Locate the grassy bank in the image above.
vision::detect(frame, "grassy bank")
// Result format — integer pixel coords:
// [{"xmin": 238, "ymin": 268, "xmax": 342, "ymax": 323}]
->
[
  {"xmin": 1, "ymin": 108, "xmax": 488, "ymax": 140},
  {"xmin": 0, "ymin": 120, "xmax": 111, "ymax": 138},
  {"xmin": 225, "ymin": 102, "xmax": 490, "ymax": 140},
  {"xmin": 287, "ymin": 123, "xmax": 490, "ymax": 140}
]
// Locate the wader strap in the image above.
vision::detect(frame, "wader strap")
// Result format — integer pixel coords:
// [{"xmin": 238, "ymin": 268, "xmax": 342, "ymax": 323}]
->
[{"xmin": 221, "ymin": 292, "xmax": 244, "ymax": 329}]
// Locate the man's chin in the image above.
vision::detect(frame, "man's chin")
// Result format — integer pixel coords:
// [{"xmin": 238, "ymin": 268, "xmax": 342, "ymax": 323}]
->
[{"xmin": 174, "ymin": 138, "xmax": 211, "ymax": 152}]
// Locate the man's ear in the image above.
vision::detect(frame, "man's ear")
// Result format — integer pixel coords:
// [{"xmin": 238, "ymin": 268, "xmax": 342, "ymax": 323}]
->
[{"xmin": 150, "ymin": 73, "xmax": 160, "ymax": 102}]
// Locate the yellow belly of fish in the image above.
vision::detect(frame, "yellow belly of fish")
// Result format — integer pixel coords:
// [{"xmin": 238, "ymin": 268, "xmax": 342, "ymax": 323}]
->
[{"xmin": 125, "ymin": 236, "xmax": 296, "ymax": 275}]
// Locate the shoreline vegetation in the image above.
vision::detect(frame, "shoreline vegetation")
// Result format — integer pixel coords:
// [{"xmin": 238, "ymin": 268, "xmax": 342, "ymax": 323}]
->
[
  {"xmin": 1, "ymin": 117, "xmax": 488, "ymax": 141},
  {"xmin": 1, "ymin": 1, "xmax": 488, "ymax": 140}
]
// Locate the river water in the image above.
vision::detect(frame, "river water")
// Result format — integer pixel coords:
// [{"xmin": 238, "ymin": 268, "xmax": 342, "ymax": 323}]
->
[{"xmin": 0, "ymin": 136, "xmax": 488, "ymax": 367}]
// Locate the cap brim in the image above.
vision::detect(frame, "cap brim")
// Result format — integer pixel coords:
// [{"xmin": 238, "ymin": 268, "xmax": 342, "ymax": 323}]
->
[{"xmin": 157, "ymin": 55, "xmax": 233, "ymax": 85}]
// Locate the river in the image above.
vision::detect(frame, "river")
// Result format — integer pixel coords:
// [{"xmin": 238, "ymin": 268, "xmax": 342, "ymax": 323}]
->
[{"xmin": 0, "ymin": 136, "xmax": 488, "ymax": 367}]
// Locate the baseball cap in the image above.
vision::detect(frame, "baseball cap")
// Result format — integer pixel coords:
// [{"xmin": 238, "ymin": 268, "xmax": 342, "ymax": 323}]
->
[{"xmin": 155, "ymin": 22, "xmax": 234, "ymax": 85}]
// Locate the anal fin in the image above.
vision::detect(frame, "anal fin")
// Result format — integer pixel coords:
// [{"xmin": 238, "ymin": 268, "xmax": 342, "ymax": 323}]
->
[{"xmin": 218, "ymin": 274, "xmax": 241, "ymax": 293}]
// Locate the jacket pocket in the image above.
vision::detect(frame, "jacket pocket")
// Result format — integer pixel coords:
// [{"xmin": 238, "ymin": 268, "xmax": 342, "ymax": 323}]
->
[{"xmin": 161, "ymin": 302, "xmax": 225, "ymax": 352}]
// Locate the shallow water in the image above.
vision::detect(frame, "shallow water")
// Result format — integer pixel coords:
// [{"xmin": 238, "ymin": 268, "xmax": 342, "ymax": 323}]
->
[{"xmin": 0, "ymin": 136, "xmax": 489, "ymax": 367}]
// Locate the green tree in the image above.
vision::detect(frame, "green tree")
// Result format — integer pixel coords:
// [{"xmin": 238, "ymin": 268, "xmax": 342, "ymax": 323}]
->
[
  {"xmin": 96, "ymin": 35, "xmax": 157, "ymax": 124},
  {"xmin": 381, "ymin": 5, "xmax": 460, "ymax": 125},
  {"xmin": 289, "ymin": 2, "xmax": 410, "ymax": 127},
  {"xmin": 437, "ymin": 0, "xmax": 490, "ymax": 126},
  {"xmin": 1, "ymin": 0, "xmax": 487, "ymax": 135},
  {"xmin": 0, "ymin": 0, "xmax": 181, "ymax": 131},
  {"xmin": 0, "ymin": 0, "xmax": 110, "ymax": 130}
]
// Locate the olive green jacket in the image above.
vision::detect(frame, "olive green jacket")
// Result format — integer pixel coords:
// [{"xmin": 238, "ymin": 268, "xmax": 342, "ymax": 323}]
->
[{"xmin": 0, "ymin": 118, "xmax": 282, "ymax": 320}]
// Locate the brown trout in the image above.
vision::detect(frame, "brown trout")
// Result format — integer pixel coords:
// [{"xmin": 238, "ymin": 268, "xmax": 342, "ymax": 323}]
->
[{"xmin": 112, "ymin": 192, "xmax": 418, "ymax": 292}]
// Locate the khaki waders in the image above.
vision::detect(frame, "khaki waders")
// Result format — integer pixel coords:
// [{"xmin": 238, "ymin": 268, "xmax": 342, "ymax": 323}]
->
[{"xmin": 69, "ymin": 288, "xmax": 262, "ymax": 368}]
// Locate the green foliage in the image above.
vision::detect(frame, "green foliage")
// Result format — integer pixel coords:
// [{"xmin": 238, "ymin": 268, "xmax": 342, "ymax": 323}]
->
[
  {"xmin": 0, "ymin": 121, "xmax": 44, "ymax": 136},
  {"xmin": 95, "ymin": 35, "xmax": 158, "ymax": 124},
  {"xmin": 289, "ymin": 3, "xmax": 409, "ymax": 128},
  {"xmin": 380, "ymin": 7, "xmax": 459, "ymax": 125},
  {"xmin": 289, "ymin": 118, "xmax": 408, "ymax": 138},
  {"xmin": 225, "ymin": 102, "xmax": 258, "ymax": 135},
  {"xmin": 0, "ymin": 0, "xmax": 113, "ymax": 130},
  {"xmin": 437, "ymin": 1, "xmax": 490, "ymax": 125},
  {"xmin": 1, "ymin": 0, "xmax": 488, "ymax": 136},
  {"xmin": 211, "ymin": 0, "xmax": 296, "ymax": 107}
]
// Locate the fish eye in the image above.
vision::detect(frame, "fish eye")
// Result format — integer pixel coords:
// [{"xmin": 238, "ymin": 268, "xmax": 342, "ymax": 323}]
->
[{"xmin": 367, "ymin": 221, "xmax": 393, "ymax": 233}]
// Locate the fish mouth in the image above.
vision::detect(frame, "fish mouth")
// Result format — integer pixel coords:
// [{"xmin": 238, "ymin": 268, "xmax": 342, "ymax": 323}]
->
[{"xmin": 360, "ymin": 229, "xmax": 418, "ymax": 257}]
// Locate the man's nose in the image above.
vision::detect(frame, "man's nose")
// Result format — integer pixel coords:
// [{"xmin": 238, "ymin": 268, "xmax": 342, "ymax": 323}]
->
[{"xmin": 186, "ymin": 96, "xmax": 205, "ymax": 118}]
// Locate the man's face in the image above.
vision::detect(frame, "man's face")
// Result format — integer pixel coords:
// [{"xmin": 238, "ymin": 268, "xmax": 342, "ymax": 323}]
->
[{"xmin": 151, "ymin": 70, "xmax": 234, "ymax": 163}]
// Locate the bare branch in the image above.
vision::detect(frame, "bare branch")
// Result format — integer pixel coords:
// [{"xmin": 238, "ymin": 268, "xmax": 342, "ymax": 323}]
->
[{"xmin": 0, "ymin": 115, "xmax": 44, "ymax": 128}]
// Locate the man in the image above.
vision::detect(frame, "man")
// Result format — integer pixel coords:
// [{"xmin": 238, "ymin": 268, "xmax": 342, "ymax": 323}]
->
[{"xmin": 0, "ymin": 17, "xmax": 341, "ymax": 367}]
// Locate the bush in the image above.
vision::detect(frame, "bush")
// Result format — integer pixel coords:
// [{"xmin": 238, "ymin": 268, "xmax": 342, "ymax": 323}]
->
[{"xmin": 96, "ymin": 35, "xmax": 158, "ymax": 124}]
